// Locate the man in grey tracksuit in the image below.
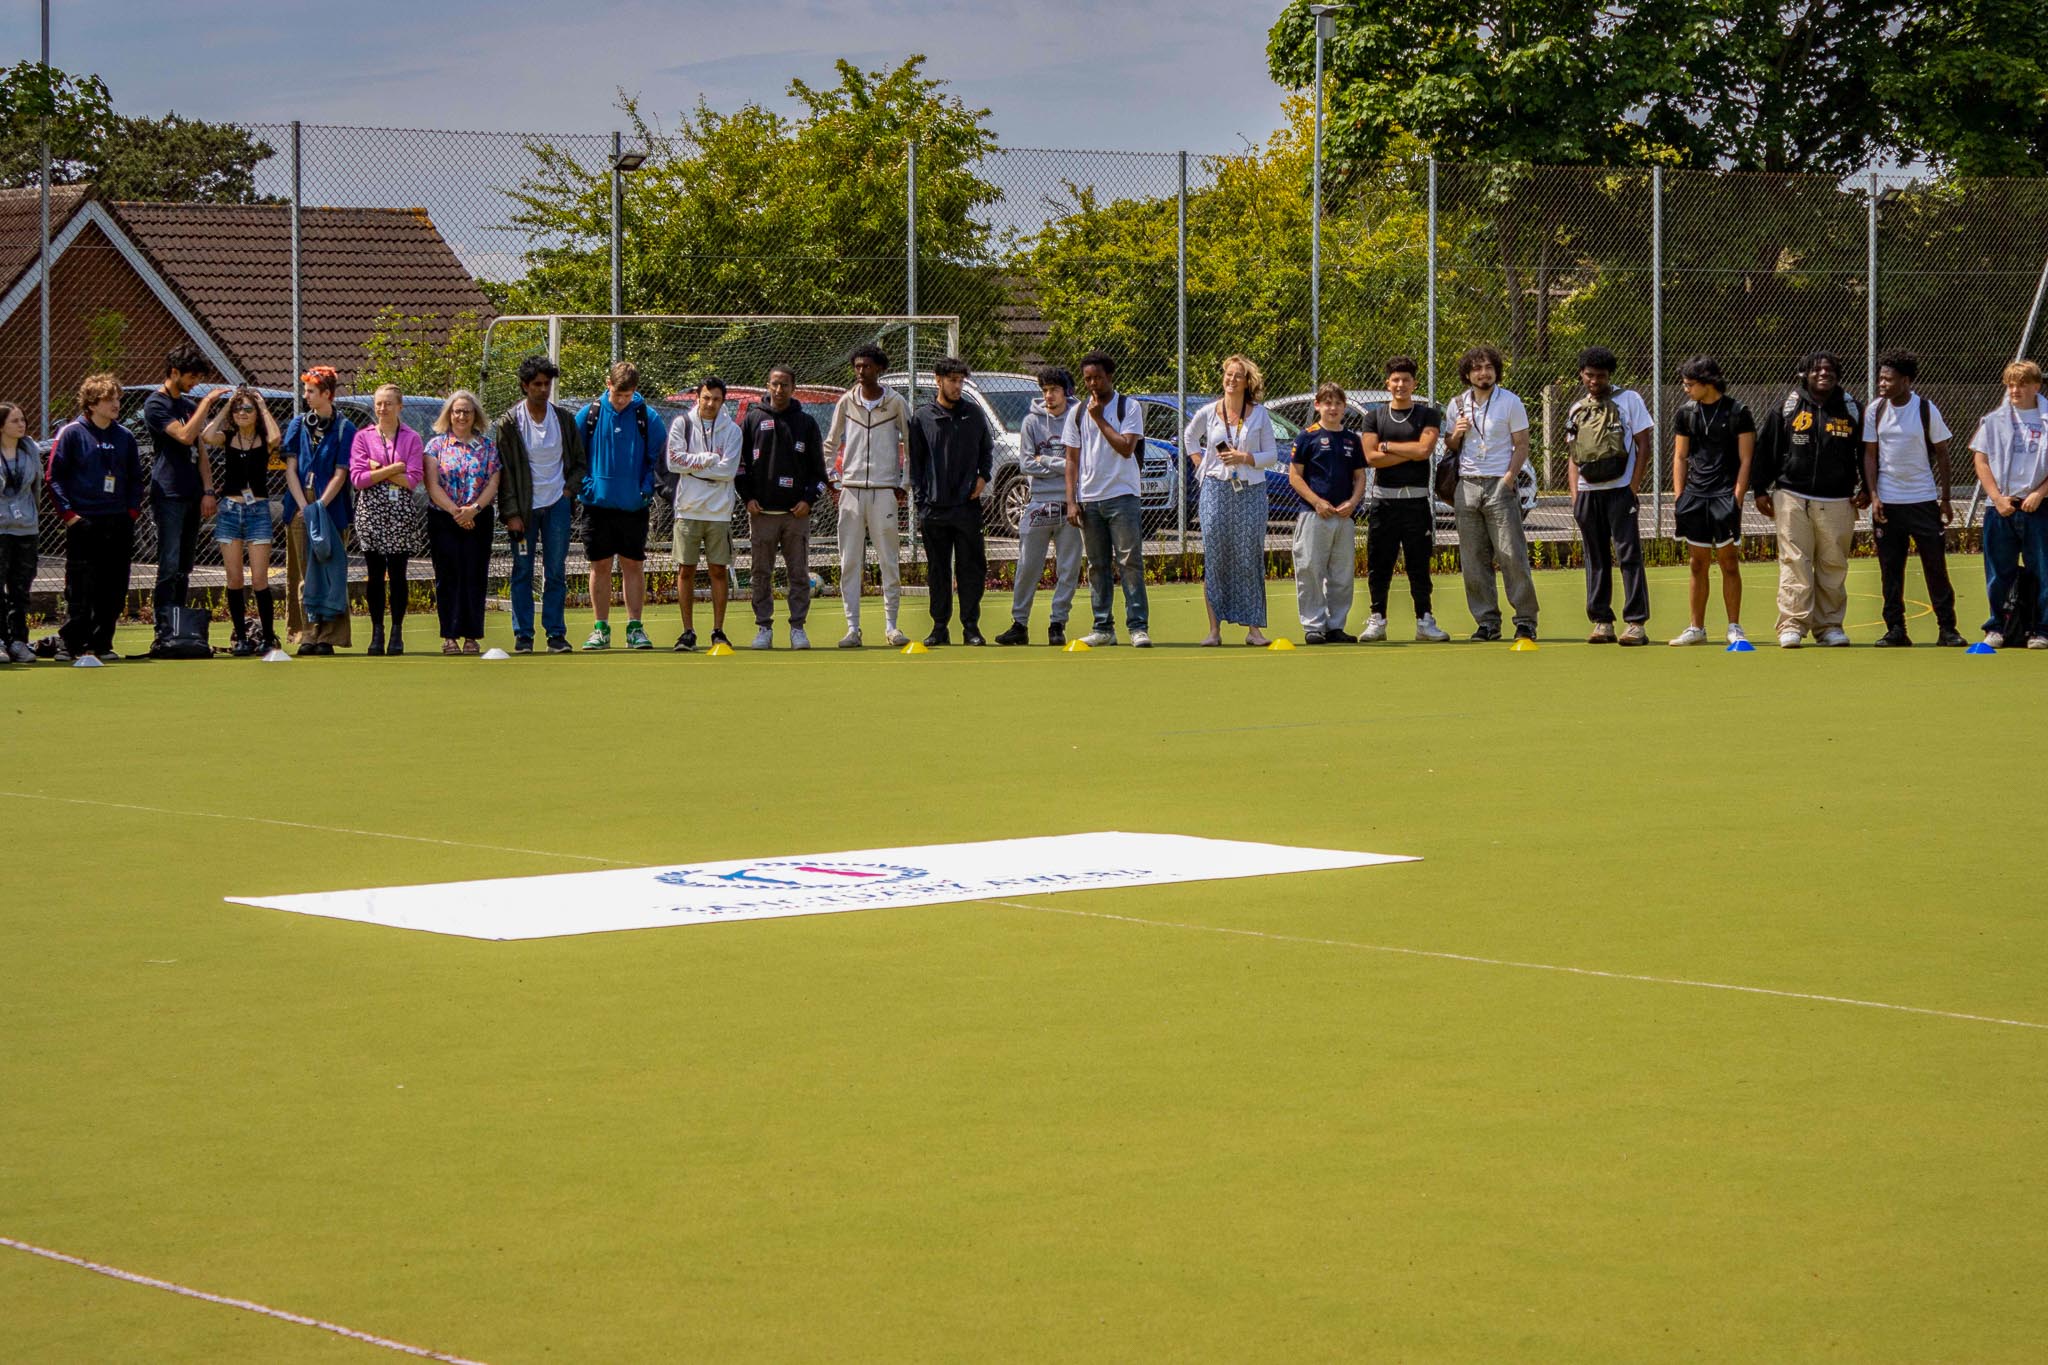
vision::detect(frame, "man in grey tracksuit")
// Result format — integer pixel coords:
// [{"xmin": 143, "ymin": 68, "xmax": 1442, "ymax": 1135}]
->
[
  {"xmin": 825, "ymin": 343, "xmax": 913, "ymax": 648},
  {"xmin": 995, "ymin": 367, "xmax": 1084, "ymax": 647}
]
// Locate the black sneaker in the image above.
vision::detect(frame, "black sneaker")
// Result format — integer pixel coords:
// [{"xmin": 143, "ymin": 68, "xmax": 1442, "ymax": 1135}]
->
[
  {"xmin": 53, "ymin": 640, "xmax": 73, "ymax": 663},
  {"xmin": 994, "ymin": 622, "xmax": 1030, "ymax": 646},
  {"xmin": 513, "ymin": 637, "xmax": 534, "ymax": 655},
  {"xmin": 1470, "ymin": 626, "xmax": 1502, "ymax": 643},
  {"xmin": 230, "ymin": 634, "xmax": 256, "ymax": 658},
  {"xmin": 1935, "ymin": 628, "xmax": 1968, "ymax": 648},
  {"xmin": 1873, "ymin": 628, "xmax": 1911, "ymax": 648},
  {"xmin": 709, "ymin": 629, "xmax": 732, "ymax": 649},
  {"xmin": 962, "ymin": 626, "xmax": 987, "ymax": 646},
  {"xmin": 1303, "ymin": 631, "xmax": 1328, "ymax": 646},
  {"xmin": 923, "ymin": 627, "xmax": 951, "ymax": 647},
  {"xmin": 1512, "ymin": 625, "xmax": 1537, "ymax": 643},
  {"xmin": 1047, "ymin": 622, "xmax": 1066, "ymax": 648},
  {"xmin": 1324, "ymin": 628, "xmax": 1357, "ymax": 645},
  {"xmin": 546, "ymin": 635, "xmax": 572, "ymax": 654},
  {"xmin": 673, "ymin": 629, "xmax": 697, "ymax": 653}
]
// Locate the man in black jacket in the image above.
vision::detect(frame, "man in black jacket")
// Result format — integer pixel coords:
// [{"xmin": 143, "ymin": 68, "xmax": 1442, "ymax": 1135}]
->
[
  {"xmin": 908, "ymin": 356, "xmax": 994, "ymax": 645},
  {"xmin": 736, "ymin": 365, "xmax": 826, "ymax": 649},
  {"xmin": 494, "ymin": 355, "xmax": 589, "ymax": 654},
  {"xmin": 1756, "ymin": 352, "xmax": 1864, "ymax": 647}
]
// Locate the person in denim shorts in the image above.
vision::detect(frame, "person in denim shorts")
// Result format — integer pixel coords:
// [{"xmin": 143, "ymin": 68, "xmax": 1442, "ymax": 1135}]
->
[{"xmin": 201, "ymin": 384, "xmax": 282, "ymax": 655}]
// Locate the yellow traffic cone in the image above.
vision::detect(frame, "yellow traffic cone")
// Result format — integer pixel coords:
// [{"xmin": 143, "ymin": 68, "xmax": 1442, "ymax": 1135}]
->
[
  {"xmin": 1063, "ymin": 638, "xmax": 1092, "ymax": 652},
  {"xmin": 706, "ymin": 641, "xmax": 735, "ymax": 657},
  {"xmin": 902, "ymin": 640, "xmax": 930, "ymax": 655},
  {"xmin": 1508, "ymin": 637, "xmax": 1539, "ymax": 652},
  {"xmin": 1267, "ymin": 637, "xmax": 1296, "ymax": 650}
]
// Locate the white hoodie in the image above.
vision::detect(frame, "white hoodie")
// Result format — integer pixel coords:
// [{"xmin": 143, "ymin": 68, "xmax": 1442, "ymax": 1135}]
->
[{"xmin": 666, "ymin": 409, "xmax": 743, "ymax": 522}]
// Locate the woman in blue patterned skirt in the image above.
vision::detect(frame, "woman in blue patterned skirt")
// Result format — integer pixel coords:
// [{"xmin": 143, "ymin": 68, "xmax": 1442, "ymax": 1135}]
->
[{"xmin": 1183, "ymin": 355, "xmax": 1279, "ymax": 645}]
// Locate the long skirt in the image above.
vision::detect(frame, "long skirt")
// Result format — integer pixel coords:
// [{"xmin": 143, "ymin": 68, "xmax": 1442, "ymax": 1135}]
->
[{"xmin": 1200, "ymin": 477, "xmax": 1269, "ymax": 627}]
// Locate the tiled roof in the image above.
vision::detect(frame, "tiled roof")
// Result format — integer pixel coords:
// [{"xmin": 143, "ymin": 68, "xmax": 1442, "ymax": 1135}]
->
[
  {"xmin": 108, "ymin": 200, "xmax": 493, "ymax": 385},
  {"xmin": 0, "ymin": 184, "xmax": 90, "ymax": 290}
]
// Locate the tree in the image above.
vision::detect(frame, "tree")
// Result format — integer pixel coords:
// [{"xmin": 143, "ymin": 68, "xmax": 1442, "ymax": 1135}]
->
[
  {"xmin": 1264, "ymin": 0, "xmax": 1905, "ymax": 176},
  {"xmin": 495, "ymin": 56, "xmax": 1008, "ymax": 395},
  {"xmin": 0, "ymin": 61, "xmax": 276, "ymax": 202},
  {"xmin": 1888, "ymin": 0, "xmax": 2048, "ymax": 175},
  {"xmin": 360, "ymin": 308, "xmax": 488, "ymax": 396}
]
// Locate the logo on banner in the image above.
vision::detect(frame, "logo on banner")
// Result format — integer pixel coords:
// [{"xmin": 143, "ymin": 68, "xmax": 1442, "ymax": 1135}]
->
[{"xmin": 655, "ymin": 860, "xmax": 928, "ymax": 891}]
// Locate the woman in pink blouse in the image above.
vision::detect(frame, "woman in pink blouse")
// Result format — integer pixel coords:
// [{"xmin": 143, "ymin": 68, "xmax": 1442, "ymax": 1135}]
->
[
  {"xmin": 424, "ymin": 390, "xmax": 501, "ymax": 655},
  {"xmin": 349, "ymin": 384, "xmax": 427, "ymax": 656}
]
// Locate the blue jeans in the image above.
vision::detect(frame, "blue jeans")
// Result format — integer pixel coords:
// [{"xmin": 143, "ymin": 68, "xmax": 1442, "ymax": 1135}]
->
[
  {"xmin": 508, "ymin": 497, "xmax": 573, "ymax": 642},
  {"xmin": 1081, "ymin": 493, "xmax": 1148, "ymax": 634},
  {"xmin": 1982, "ymin": 506, "xmax": 2048, "ymax": 634}
]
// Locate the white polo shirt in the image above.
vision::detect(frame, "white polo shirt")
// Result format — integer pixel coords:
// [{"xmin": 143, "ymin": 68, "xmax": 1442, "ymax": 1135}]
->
[
  {"xmin": 1862, "ymin": 394, "xmax": 1951, "ymax": 505},
  {"xmin": 1063, "ymin": 392, "xmax": 1145, "ymax": 502},
  {"xmin": 1453, "ymin": 386, "xmax": 1531, "ymax": 478}
]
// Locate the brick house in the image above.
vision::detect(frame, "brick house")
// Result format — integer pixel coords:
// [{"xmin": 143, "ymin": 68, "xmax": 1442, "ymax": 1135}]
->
[{"xmin": 0, "ymin": 186, "xmax": 493, "ymax": 432}]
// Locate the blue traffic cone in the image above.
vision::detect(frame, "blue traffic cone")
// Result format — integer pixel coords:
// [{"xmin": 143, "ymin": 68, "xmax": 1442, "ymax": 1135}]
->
[
  {"xmin": 1966, "ymin": 641, "xmax": 1997, "ymax": 655},
  {"xmin": 1726, "ymin": 638, "xmax": 1756, "ymax": 653}
]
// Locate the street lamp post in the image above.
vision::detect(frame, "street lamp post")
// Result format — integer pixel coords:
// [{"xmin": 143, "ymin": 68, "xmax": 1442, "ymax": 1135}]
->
[
  {"xmin": 1309, "ymin": 4, "xmax": 1347, "ymax": 389},
  {"xmin": 609, "ymin": 136, "xmax": 648, "ymax": 365}
]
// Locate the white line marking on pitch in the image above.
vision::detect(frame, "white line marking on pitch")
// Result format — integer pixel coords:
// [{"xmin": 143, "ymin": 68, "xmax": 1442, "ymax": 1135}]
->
[
  {"xmin": 0, "ymin": 790, "xmax": 630, "ymax": 866},
  {"xmin": 0, "ymin": 1236, "xmax": 491, "ymax": 1363},
  {"xmin": 992, "ymin": 901, "xmax": 2048, "ymax": 1033}
]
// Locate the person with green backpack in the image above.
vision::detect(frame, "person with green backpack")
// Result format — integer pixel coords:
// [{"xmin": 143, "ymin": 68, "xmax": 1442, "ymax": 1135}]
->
[{"xmin": 1565, "ymin": 347, "xmax": 1655, "ymax": 644}]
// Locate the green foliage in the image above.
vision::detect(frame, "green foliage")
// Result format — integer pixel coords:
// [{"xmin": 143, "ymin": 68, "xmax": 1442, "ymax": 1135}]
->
[
  {"xmin": 360, "ymin": 308, "xmax": 487, "ymax": 396},
  {"xmin": 1889, "ymin": 0, "xmax": 2048, "ymax": 175},
  {"xmin": 497, "ymin": 56, "xmax": 1010, "ymax": 383},
  {"xmin": 0, "ymin": 61, "xmax": 275, "ymax": 201},
  {"xmin": 85, "ymin": 308, "xmax": 128, "ymax": 374}
]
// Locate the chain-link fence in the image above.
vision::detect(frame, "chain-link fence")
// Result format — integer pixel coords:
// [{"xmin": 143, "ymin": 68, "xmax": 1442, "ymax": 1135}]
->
[{"xmin": 7, "ymin": 122, "xmax": 2048, "ymax": 604}]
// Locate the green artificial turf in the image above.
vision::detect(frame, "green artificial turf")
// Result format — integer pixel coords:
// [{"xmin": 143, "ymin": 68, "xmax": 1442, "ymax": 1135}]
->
[{"xmin": 3, "ymin": 559, "xmax": 2044, "ymax": 1362}]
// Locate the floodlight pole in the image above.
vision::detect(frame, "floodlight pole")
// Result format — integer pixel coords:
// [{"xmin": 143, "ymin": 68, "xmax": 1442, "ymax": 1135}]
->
[
  {"xmin": 610, "ymin": 131, "xmax": 625, "ymax": 366},
  {"xmin": 290, "ymin": 120, "xmax": 302, "ymax": 416},
  {"xmin": 1651, "ymin": 165, "xmax": 1664, "ymax": 539},
  {"xmin": 1310, "ymin": 9, "xmax": 1330, "ymax": 387},
  {"xmin": 1177, "ymin": 150, "xmax": 1189, "ymax": 555}
]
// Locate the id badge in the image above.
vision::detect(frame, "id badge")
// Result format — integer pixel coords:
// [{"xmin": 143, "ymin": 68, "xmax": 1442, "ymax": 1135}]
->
[
  {"xmin": 103, "ymin": 473, "xmax": 116, "ymax": 494},
  {"xmin": 242, "ymin": 491, "xmax": 255, "ymax": 506}
]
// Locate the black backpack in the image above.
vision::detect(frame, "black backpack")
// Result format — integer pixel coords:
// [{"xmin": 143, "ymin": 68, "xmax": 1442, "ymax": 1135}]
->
[
  {"xmin": 150, "ymin": 606, "xmax": 214, "ymax": 660},
  {"xmin": 1997, "ymin": 565, "xmax": 2039, "ymax": 643}
]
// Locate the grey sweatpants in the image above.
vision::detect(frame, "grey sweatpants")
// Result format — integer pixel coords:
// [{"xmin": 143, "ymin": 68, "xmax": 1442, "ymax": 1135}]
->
[
  {"xmin": 1012, "ymin": 515, "xmax": 1082, "ymax": 625},
  {"xmin": 1455, "ymin": 476, "xmax": 1538, "ymax": 633}
]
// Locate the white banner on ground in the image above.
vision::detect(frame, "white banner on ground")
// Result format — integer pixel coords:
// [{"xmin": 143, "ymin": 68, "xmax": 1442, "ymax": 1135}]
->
[{"xmin": 226, "ymin": 832, "xmax": 1416, "ymax": 941}]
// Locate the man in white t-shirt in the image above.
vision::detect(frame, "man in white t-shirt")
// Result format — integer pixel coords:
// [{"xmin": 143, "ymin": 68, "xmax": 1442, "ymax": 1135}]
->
[
  {"xmin": 1862, "ymin": 349, "xmax": 1963, "ymax": 647},
  {"xmin": 1064, "ymin": 350, "xmax": 1151, "ymax": 647},
  {"xmin": 1444, "ymin": 344, "xmax": 1538, "ymax": 641},
  {"xmin": 1565, "ymin": 346, "xmax": 1655, "ymax": 645},
  {"xmin": 1967, "ymin": 358, "xmax": 2048, "ymax": 648},
  {"xmin": 494, "ymin": 355, "xmax": 587, "ymax": 654},
  {"xmin": 666, "ymin": 375, "xmax": 744, "ymax": 651}
]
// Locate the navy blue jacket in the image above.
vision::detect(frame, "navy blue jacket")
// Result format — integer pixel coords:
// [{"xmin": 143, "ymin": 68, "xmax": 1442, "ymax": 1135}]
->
[{"xmin": 46, "ymin": 418, "xmax": 144, "ymax": 520}]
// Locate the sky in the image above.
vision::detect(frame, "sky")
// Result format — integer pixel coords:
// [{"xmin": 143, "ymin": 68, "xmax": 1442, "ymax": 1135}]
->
[{"xmin": 7, "ymin": 0, "xmax": 1294, "ymax": 154}]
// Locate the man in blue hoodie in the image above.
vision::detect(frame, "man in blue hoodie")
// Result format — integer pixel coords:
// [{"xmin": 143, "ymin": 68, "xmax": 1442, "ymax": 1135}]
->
[
  {"xmin": 576, "ymin": 362, "xmax": 666, "ymax": 651},
  {"xmin": 48, "ymin": 372, "xmax": 144, "ymax": 661}
]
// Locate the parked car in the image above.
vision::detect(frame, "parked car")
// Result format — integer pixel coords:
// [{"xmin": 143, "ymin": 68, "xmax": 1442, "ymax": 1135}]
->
[{"xmin": 883, "ymin": 371, "xmax": 1176, "ymax": 535}]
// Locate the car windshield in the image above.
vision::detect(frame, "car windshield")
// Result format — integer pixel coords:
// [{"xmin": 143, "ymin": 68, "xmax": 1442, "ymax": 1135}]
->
[{"xmin": 980, "ymin": 390, "xmax": 1036, "ymax": 433}]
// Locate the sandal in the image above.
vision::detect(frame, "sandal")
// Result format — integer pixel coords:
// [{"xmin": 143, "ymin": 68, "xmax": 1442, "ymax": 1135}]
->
[
  {"xmin": 441, "ymin": 639, "xmax": 459, "ymax": 655},
  {"xmin": 1197, "ymin": 635, "xmax": 1222, "ymax": 647},
  {"xmin": 462, "ymin": 639, "xmax": 481, "ymax": 655}
]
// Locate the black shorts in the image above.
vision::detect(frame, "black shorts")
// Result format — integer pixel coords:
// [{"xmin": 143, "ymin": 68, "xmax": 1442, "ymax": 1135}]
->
[
  {"xmin": 585, "ymin": 505, "xmax": 650, "ymax": 562},
  {"xmin": 1675, "ymin": 492, "xmax": 1740, "ymax": 548}
]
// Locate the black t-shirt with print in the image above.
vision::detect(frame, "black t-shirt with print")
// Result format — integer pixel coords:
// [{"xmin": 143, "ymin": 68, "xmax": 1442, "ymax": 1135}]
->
[
  {"xmin": 1674, "ymin": 397, "xmax": 1755, "ymax": 498},
  {"xmin": 1361, "ymin": 401, "xmax": 1442, "ymax": 489}
]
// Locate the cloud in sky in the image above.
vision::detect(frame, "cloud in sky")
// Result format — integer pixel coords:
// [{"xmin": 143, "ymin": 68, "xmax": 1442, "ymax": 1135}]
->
[{"xmin": 6, "ymin": 0, "xmax": 1290, "ymax": 153}]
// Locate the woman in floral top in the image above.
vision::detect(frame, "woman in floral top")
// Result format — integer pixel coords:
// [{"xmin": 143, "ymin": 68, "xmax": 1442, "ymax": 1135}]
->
[{"xmin": 424, "ymin": 390, "xmax": 501, "ymax": 654}]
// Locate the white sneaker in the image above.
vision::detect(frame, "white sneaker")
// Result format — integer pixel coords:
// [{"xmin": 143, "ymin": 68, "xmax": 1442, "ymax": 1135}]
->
[
  {"xmin": 790, "ymin": 626, "xmax": 811, "ymax": 651},
  {"xmin": 1669, "ymin": 625, "xmax": 1709, "ymax": 647},
  {"xmin": 884, "ymin": 627, "xmax": 909, "ymax": 647},
  {"xmin": 838, "ymin": 629, "xmax": 862, "ymax": 649},
  {"xmin": 1778, "ymin": 629, "xmax": 1803, "ymax": 649},
  {"xmin": 1082, "ymin": 630, "xmax": 1116, "ymax": 647},
  {"xmin": 1726, "ymin": 624, "xmax": 1748, "ymax": 645},
  {"xmin": 1817, "ymin": 626, "xmax": 1850, "ymax": 647},
  {"xmin": 1360, "ymin": 613, "xmax": 1388, "ymax": 642},
  {"xmin": 750, "ymin": 627, "xmax": 773, "ymax": 650},
  {"xmin": 1130, "ymin": 630, "xmax": 1152, "ymax": 648},
  {"xmin": 2030, "ymin": 635, "xmax": 2048, "ymax": 650},
  {"xmin": 1985, "ymin": 631, "xmax": 2005, "ymax": 649},
  {"xmin": 1414, "ymin": 613, "xmax": 1450, "ymax": 643}
]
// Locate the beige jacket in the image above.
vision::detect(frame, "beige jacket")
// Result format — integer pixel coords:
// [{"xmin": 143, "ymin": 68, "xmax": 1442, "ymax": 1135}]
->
[{"xmin": 824, "ymin": 387, "xmax": 911, "ymax": 488}]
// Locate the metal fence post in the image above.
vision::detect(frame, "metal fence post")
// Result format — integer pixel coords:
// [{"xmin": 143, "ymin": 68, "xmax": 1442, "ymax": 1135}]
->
[
  {"xmin": 609, "ymin": 131, "xmax": 624, "ymax": 366},
  {"xmin": 906, "ymin": 139, "xmax": 919, "ymax": 565},
  {"xmin": 37, "ymin": 1, "xmax": 51, "ymax": 439},
  {"xmin": 1177, "ymin": 150, "xmax": 1189, "ymax": 555},
  {"xmin": 1426, "ymin": 158, "xmax": 1437, "ymax": 405},
  {"xmin": 1867, "ymin": 170, "xmax": 1879, "ymax": 398},
  {"xmin": 1651, "ymin": 164, "xmax": 1664, "ymax": 538},
  {"xmin": 290, "ymin": 120, "xmax": 302, "ymax": 415}
]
